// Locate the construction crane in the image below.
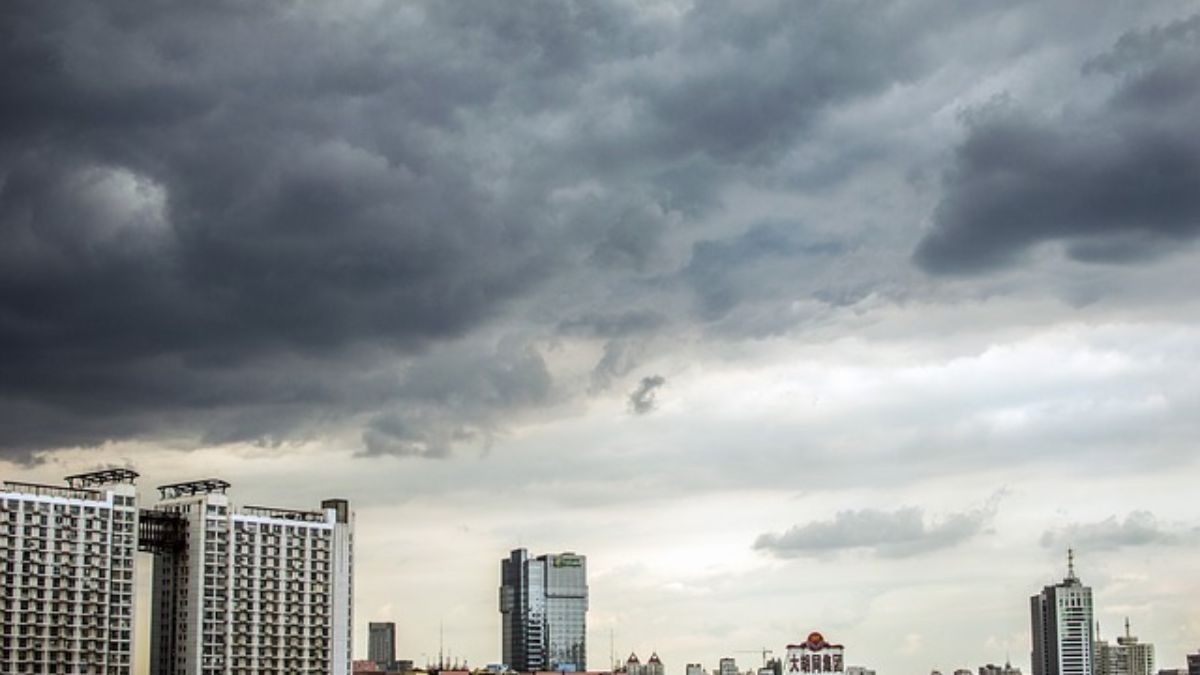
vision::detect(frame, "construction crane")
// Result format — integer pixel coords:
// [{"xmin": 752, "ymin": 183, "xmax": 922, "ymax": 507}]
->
[{"xmin": 735, "ymin": 649, "xmax": 775, "ymax": 668}]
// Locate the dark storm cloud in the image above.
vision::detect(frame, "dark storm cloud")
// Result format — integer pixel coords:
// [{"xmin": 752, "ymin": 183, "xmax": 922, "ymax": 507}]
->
[
  {"xmin": 628, "ymin": 375, "xmax": 666, "ymax": 415},
  {"xmin": 683, "ymin": 223, "xmax": 847, "ymax": 321},
  {"xmin": 1040, "ymin": 511, "xmax": 1195, "ymax": 551},
  {"xmin": 359, "ymin": 338, "xmax": 555, "ymax": 458},
  {"xmin": 0, "ymin": 0, "xmax": 606, "ymax": 458},
  {"xmin": 558, "ymin": 311, "xmax": 668, "ymax": 339},
  {"xmin": 914, "ymin": 13, "xmax": 1200, "ymax": 274},
  {"xmin": 0, "ymin": 0, "xmax": 1046, "ymax": 459},
  {"xmin": 620, "ymin": 0, "xmax": 939, "ymax": 166},
  {"xmin": 754, "ymin": 501, "xmax": 998, "ymax": 559}
]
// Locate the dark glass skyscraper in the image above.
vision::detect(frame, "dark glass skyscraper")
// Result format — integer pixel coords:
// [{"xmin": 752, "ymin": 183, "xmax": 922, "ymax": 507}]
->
[
  {"xmin": 369, "ymin": 622, "xmax": 397, "ymax": 670},
  {"xmin": 500, "ymin": 549, "xmax": 588, "ymax": 672}
]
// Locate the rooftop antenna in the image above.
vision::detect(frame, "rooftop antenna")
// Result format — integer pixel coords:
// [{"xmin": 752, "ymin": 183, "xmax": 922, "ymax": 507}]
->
[
  {"xmin": 1067, "ymin": 548, "xmax": 1077, "ymax": 580},
  {"xmin": 440, "ymin": 620, "xmax": 445, "ymax": 670},
  {"xmin": 610, "ymin": 627, "xmax": 616, "ymax": 671},
  {"xmin": 1125, "ymin": 617, "xmax": 1131, "ymax": 639}
]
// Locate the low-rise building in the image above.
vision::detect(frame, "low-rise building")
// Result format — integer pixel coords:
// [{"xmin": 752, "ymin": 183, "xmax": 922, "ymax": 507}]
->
[
  {"xmin": 786, "ymin": 633, "xmax": 844, "ymax": 674},
  {"xmin": 980, "ymin": 662, "xmax": 1022, "ymax": 675}
]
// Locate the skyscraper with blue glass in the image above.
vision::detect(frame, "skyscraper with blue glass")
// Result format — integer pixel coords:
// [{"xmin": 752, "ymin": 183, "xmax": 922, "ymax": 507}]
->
[{"xmin": 500, "ymin": 549, "xmax": 588, "ymax": 672}]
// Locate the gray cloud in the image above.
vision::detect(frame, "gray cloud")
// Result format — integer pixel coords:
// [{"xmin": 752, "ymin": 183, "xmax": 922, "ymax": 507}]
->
[
  {"xmin": 683, "ymin": 223, "xmax": 848, "ymax": 321},
  {"xmin": 557, "ymin": 311, "xmax": 668, "ymax": 339},
  {"xmin": 754, "ymin": 500, "xmax": 999, "ymax": 559},
  {"xmin": 628, "ymin": 375, "xmax": 666, "ymax": 415},
  {"xmin": 1040, "ymin": 511, "xmax": 1194, "ymax": 551},
  {"xmin": 1, "ymin": 1, "xmax": 1195, "ymax": 462},
  {"xmin": 914, "ymin": 13, "xmax": 1200, "ymax": 274},
  {"xmin": 0, "ymin": 0, "xmax": 943, "ymax": 459}
]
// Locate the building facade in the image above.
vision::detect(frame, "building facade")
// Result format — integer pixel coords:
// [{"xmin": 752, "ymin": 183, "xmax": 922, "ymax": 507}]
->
[
  {"xmin": 148, "ymin": 480, "xmax": 353, "ymax": 675},
  {"xmin": 1031, "ymin": 552, "xmax": 1094, "ymax": 675},
  {"xmin": 0, "ymin": 470, "xmax": 139, "ymax": 675},
  {"xmin": 687, "ymin": 663, "xmax": 706, "ymax": 675},
  {"xmin": 786, "ymin": 633, "xmax": 845, "ymax": 675},
  {"xmin": 1095, "ymin": 620, "xmax": 1154, "ymax": 675},
  {"xmin": 499, "ymin": 549, "xmax": 588, "ymax": 672},
  {"xmin": 369, "ymin": 622, "xmax": 397, "ymax": 670},
  {"xmin": 1187, "ymin": 651, "xmax": 1199, "ymax": 675},
  {"xmin": 645, "ymin": 653, "xmax": 664, "ymax": 675}
]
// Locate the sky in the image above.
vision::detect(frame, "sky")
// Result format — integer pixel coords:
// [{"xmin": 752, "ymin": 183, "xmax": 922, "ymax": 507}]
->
[{"xmin": 3, "ymin": 1, "xmax": 1200, "ymax": 673}]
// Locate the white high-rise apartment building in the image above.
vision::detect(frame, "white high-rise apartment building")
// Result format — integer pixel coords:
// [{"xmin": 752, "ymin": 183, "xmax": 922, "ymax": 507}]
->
[
  {"xmin": 0, "ymin": 469, "xmax": 140, "ymax": 675},
  {"xmin": 148, "ymin": 480, "xmax": 353, "ymax": 675},
  {"xmin": 1095, "ymin": 619, "xmax": 1155, "ymax": 675},
  {"xmin": 1031, "ymin": 551, "xmax": 1094, "ymax": 675}
]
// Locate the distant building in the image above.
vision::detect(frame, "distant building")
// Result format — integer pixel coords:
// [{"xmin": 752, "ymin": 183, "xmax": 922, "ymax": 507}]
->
[
  {"xmin": 1031, "ymin": 551, "xmax": 1095, "ymax": 675},
  {"xmin": 1189, "ymin": 650, "xmax": 1200, "ymax": 675},
  {"xmin": 786, "ymin": 632, "xmax": 845, "ymax": 674},
  {"xmin": 955, "ymin": 670, "xmax": 974, "ymax": 675},
  {"xmin": 369, "ymin": 622, "xmax": 398, "ymax": 669},
  {"xmin": 499, "ymin": 549, "xmax": 588, "ymax": 672},
  {"xmin": 1096, "ymin": 619, "xmax": 1155, "ymax": 675},
  {"xmin": 626, "ymin": 653, "xmax": 643, "ymax": 675},
  {"xmin": 354, "ymin": 660, "xmax": 387, "ymax": 674},
  {"xmin": 643, "ymin": 653, "xmax": 664, "ymax": 675},
  {"xmin": 720, "ymin": 657, "xmax": 740, "ymax": 675},
  {"xmin": 979, "ymin": 662, "xmax": 1022, "ymax": 675},
  {"xmin": 687, "ymin": 663, "xmax": 707, "ymax": 675},
  {"xmin": 0, "ymin": 470, "xmax": 140, "ymax": 675}
]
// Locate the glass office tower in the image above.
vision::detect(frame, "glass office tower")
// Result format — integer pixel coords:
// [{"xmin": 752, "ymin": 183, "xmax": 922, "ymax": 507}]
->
[{"xmin": 500, "ymin": 549, "xmax": 588, "ymax": 672}]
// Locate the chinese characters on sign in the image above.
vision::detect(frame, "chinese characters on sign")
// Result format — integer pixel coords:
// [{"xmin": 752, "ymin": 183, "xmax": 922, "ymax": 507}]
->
[{"xmin": 785, "ymin": 632, "xmax": 845, "ymax": 675}]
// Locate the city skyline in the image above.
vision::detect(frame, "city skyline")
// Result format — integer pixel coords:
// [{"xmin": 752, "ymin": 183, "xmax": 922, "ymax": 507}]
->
[{"xmin": 3, "ymin": 1, "xmax": 1200, "ymax": 674}]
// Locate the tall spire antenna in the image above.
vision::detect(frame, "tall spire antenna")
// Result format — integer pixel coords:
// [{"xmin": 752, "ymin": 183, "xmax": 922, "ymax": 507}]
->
[
  {"xmin": 1067, "ymin": 548, "xmax": 1076, "ymax": 580},
  {"xmin": 1125, "ymin": 617, "xmax": 1131, "ymax": 639}
]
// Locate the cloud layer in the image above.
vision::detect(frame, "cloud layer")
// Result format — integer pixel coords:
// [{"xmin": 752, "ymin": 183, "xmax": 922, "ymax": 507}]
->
[
  {"xmin": 914, "ymin": 13, "xmax": 1200, "ymax": 273},
  {"xmin": 753, "ymin": 500, "xmax": 998, "ymax": 559},
  {"xmin": 1, "ymin": 3, "xmax": 1198, "ymax": 474},
  {"xmin": 1041, "ymin": 511, "xmax": 1196, "ymax": 551}
]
